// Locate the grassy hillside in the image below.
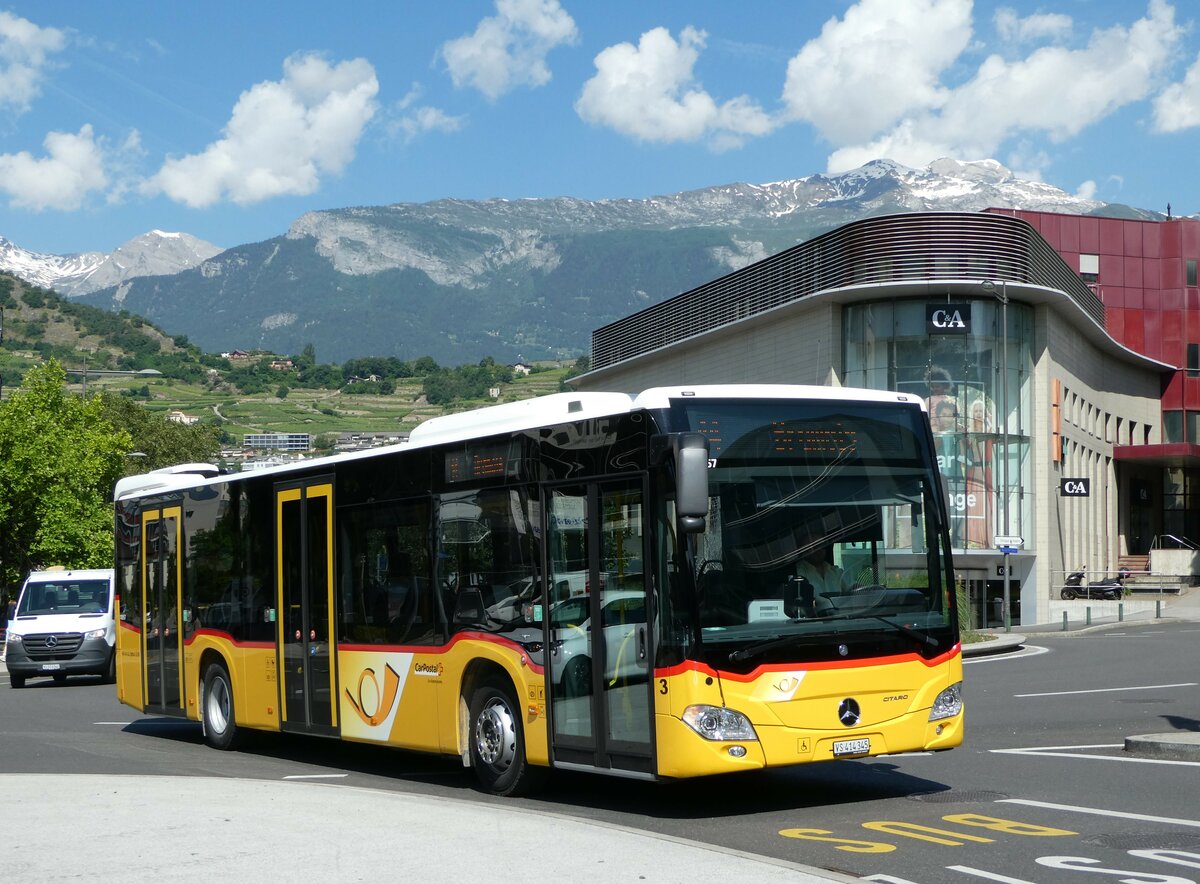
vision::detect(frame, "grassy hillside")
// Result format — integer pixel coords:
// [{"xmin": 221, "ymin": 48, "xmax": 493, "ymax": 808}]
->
[{"xmin": 0, "ymin": 273, "xmax": 574, "ymax": 439}]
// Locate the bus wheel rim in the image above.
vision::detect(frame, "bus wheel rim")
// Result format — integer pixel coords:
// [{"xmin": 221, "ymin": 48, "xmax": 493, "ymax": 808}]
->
[
  {"xmin": 208, "ymin": 677, "xmax": 230, "ymax": 734},
  {"xmin": 476, "ymin": 698, "xmax": 516, "ymax": 770}
]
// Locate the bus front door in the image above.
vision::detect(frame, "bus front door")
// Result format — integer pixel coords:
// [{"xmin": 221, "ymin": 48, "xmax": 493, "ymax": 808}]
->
[
  {"xmin": 546, "ymin": 480, "xmax": 654, "ymax": 778},
  {"xmin": 142, "ymin": 506, "xmax": 183, "ymax": 715},
  {"xmin": 275, "ymin": 480, "xmax": 338, "ymax": 736}
]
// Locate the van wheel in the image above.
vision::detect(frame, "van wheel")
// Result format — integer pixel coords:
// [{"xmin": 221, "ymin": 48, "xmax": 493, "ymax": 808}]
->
[
  {"xmin": 101, "ymin": 650, "xmax": 116, "ymax": 685},
  {"xmin": 468, "ymin": 678, "xmax": 546, "ymax": 797},
  {"xmin": 10, "ymin": 674, "xmax": 25, "ymax": 689},
  {"xmin": 202, "ymin": 663, "xmax": 240, "ymax": 750},
  {"xmin": 52, "ymin": 673, "xmax": 67, "ymax": 685}
]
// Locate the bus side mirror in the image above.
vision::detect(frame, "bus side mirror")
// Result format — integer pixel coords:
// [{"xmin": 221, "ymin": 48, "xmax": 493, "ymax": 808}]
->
[{"xmin": 675, "ymin": 433, "xmax": 709, "ymax": 534}]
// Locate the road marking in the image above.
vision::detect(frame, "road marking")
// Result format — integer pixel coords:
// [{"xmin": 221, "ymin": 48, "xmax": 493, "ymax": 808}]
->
[
  {"xmin": 1015, "ymin": 682, "xmax": 1196, "ymax": 698},
  {"xmin": 991, "ymin": 744, "xmax": 1200, "ymax": 767},
  {"xmin": 964, "ymin": 645, "xmax": 1050, "ymax": 664},
  {"xmin": 999, "ymin": 799, "xmax": 1200, "ymax": 829},
  {"xmin": 283, "ymin": 773, "xmax": 348, "ymax": 780},
  {"xmin": 946, "ymin": 867, "xmax": 1036, "ymax": 883}
]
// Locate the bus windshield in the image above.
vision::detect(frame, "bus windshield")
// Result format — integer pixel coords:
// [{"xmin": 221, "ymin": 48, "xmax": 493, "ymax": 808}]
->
[{"xmin": 672, "ymin": 399, "xmax": 955, "ymax": 668}]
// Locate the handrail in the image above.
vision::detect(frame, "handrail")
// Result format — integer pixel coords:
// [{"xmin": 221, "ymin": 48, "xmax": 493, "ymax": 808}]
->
[{"xmin": 1151, "ymin": 534, "xmax": 1198, "ymax": 551}]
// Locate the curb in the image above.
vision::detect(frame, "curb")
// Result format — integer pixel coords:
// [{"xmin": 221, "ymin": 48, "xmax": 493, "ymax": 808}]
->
[
  {"xmin": 1124, "ymin": 732, "xmax": 1200, "ymax": 762},
  {"xmin": 962, "ymin": 632, "xmax": 1026, "ymax": 657}
]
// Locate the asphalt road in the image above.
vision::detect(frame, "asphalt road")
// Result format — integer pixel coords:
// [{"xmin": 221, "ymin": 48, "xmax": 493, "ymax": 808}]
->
[{"xmin": 3, "ymin": 622, "xmax": 1199, "ymax": 883}]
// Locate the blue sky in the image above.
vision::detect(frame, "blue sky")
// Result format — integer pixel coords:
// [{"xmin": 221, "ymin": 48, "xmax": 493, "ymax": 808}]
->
[{"xmin": 1, "ymin": 0, "xmax": 1199, "ymax": 255}]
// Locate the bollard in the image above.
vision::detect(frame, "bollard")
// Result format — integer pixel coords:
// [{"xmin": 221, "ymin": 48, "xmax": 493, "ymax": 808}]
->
[
  {"xmin": 1086, "ymin": 607, "xmax": 1091, "ymax": 626},
  {"xmin": 1118, "ymin": 602, "xmax": 1124, "ymax": 622},
  {"xmin": 1156, "ymin": 599, "xmax": 1162, "ymax": 619},
  {"xmin": 1062, "ymin": 610, "xmax": 1068, "ymax": 631}
]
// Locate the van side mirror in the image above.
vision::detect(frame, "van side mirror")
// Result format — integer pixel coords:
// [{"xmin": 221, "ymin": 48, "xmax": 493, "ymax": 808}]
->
[{"xmin": 674, "ymin": 433, "xmax": 709, "ymax": 534}]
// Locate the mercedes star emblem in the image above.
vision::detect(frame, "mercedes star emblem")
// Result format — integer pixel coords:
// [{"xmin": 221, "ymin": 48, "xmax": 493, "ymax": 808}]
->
[
  {"xmin": 838, "ymin": 698, "xmax": 861, "ymax": 727},
  {"xmin": 45, "ymin": 635, "xmax": 59, "ymax": 649}
]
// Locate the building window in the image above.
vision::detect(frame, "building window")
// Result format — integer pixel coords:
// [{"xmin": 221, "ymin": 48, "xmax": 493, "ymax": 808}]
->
[
  {"xmin": 1164, "ymin": 411, "xmax": 1184, "ymax": 444},
  {"xmin": 1079, "ymin": 254, "xmax": 1099, "ymax": 283},
  {"xmin": 1189, "ymin": 343, "xmax": 1200, "ymax": 378},
  {"xmin": 1188, "ymin": 259, "xmax": 1198, "ymax": 287}
]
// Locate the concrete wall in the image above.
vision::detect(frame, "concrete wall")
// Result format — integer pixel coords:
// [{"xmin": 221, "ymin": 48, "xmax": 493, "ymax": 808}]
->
[{"xmin": 1029, "ymin": 304, "xmax": 1163, "ymax": 624}]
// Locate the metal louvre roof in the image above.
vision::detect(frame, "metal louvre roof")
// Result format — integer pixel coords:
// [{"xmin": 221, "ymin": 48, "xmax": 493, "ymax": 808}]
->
[{"xmin": 591, "ymin": 211, "xmax": 1104, "ymax": 370}]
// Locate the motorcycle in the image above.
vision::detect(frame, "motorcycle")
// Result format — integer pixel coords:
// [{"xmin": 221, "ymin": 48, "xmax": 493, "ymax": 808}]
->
[{"xmin": 1060, "ymin": 568, "xmax": 1130, "ymax": 601}]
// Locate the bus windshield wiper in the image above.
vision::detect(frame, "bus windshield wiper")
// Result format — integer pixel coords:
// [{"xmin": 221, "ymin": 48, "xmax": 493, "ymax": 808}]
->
[
  {"xmin": 727, "ymin": 615, "xmax": 938, "ymax": 663},
  {"xmin": 815, "ymin": 612, "xmax": 940, "ymax": 649}
]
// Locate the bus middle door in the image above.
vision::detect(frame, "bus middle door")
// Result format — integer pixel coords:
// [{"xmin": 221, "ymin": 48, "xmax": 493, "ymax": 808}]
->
[
  {"xmin": 546, "ymin": 478, "xmax": 654, "ymax": 778},
  {"xmin": 142, "ymin": 505, "xmax": 184, "ymax": 715},
  {"xmin": 275, "ymin": 479, "xmax": 338, "ymax": 736}
]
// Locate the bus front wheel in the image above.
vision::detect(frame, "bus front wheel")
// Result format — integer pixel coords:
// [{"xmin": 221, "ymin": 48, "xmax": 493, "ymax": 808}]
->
[
  {"xmin": 468, "ymin": 678, "xmax": 545, "ymax": 797},
  {"xmin": 202, "ymin": 663, "xmax": 241, "ymax": 750}
]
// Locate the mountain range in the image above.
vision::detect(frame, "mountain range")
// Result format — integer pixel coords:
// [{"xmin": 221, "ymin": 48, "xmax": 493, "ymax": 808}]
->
[{"xmin": 0, "ymin": 158, "xmax": 1164, "ymax": 364}]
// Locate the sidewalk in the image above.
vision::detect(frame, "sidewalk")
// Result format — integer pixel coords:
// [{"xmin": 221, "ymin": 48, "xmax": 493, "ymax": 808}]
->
[{"xmin": 0, "ymin": 773, "xmax": 856, "ymax": 882}]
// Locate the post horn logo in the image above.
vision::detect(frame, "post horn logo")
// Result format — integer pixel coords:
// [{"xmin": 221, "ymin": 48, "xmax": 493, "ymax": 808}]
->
[{"xmin": 347, "ymin": 663, "xmax": 401, "ymax": 726}]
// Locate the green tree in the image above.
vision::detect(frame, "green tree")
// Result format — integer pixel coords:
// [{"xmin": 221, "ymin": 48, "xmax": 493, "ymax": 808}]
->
[
  {"xmin": 97, "ymin": 392, "xmax": 221, "ymax": 473},
  {"xmin": 0, "ymin": 361, "xmax": 132, "ymax": 587}
]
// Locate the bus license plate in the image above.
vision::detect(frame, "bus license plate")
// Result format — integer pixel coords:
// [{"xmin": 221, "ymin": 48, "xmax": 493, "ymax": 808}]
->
[
  {"xmin": 41, "ymin": 663, "xmax": 61, "ymax": 671},
  {"xmin": 833, "ymin": 738, "xmax": 870, "ymax": 756}
]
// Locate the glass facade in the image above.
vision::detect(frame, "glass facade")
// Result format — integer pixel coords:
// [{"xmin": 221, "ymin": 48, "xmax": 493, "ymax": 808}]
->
[{"xmin": 844, "ymin": 299, "xmax": 1034, "ymax": 551}]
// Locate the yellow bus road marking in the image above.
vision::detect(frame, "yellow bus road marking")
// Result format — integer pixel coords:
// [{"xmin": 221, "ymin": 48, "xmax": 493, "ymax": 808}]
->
[
  {"xmin": 1015, "ymin": 682, "xmax": 1197, "ymax": 698},
  {"xmin": 999, "ymin": 799, "xmax": 1200, "ymax": 830}
]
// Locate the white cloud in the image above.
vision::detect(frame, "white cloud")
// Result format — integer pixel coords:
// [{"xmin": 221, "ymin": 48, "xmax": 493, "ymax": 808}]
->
[
  {"xmin": 0, "ymin": 125, "xmax": 108, "ymax": 211},
  {"xmin": 441, "ymin": 0, "xmax": 578, "ymax": 100},
  {"xmin": 576, "ymin": 26, "xmax": 775, "ymax": 150},
  {"xmin": 392, "ymin": 106, "xmax": 467, "ymax": 143},
  {"xmin": 994, "ymin": 7, "xmax": 1072, "ymax": 43},
  {"xmin": 145, "ymin": 53, "xmax": 379, "ymax": 208},
  {"xmin": 1076, "ymin": 180, "xmax": 1097, "ymax": 200},
  {"xmin": 780, "ymin": 0, "xmax": 972, "ymax": 144},
  {"xmin": 821, "ymin": 0, "xmax": 1183, "ymax": 173},
  {"xmin": 1153, "ymin": 50, "xmax": 1200, "ymax": 132},
  {"xmin": 0, "ymin": 11, "xmax": 67, "ymax": 113}
]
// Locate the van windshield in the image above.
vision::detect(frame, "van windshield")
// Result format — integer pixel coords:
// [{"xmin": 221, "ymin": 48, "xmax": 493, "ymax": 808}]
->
[{"xmin": 17, "ymin": 580, "xmax": 111, "ymax": 616}]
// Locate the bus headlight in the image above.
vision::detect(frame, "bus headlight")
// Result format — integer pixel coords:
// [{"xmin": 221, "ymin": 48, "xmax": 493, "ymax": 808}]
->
[
  {"xmin": 929, "ymin": 682, "xmax": 963, "ymax": 721},
  {"xmin": 682, "ymin": 705, "xmax": 759, "ymax": 741}
]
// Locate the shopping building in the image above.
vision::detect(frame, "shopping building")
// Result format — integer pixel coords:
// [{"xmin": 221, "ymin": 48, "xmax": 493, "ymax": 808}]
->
[{"xmin": 573, "ymin": 210, "xmax": 1200, "ymax": 627}]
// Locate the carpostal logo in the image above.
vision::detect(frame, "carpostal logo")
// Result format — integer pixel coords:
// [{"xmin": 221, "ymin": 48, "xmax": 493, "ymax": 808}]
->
[
  {"xmin": 414, "ymin": 661, "xmax": 444, "ymax": 678},
  {"xmin": 926, "ymin": 303, "xmax": 972, "ymax": 334}
]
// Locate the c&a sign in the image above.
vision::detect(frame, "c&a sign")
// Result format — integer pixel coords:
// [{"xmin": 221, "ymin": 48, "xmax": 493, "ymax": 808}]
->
[
  {"xmin": 927, "ymin": 303, "xmax": 972, "ymax": 334},
  {"xmin": 1060, "ymin": 478, "xmax": 1091, "ymax": 497}
]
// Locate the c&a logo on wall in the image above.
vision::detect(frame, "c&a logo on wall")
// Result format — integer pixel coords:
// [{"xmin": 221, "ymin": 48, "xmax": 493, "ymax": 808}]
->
[{"xmin": 927, "ymin": 303, "xmax": 972, "ymax": 334}]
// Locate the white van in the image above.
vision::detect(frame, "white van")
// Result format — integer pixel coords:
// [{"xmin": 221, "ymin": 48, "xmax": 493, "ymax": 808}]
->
[{"xmin": 5, "ymin": 568, "xmax": 116, "ymax": 688}]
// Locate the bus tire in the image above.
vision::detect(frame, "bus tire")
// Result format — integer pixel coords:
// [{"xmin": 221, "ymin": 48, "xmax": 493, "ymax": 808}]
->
[
  {"xmin": 468, "ymin": 677, "xmax": 546, "ymax": 797},
  {"xmin": 202, "ymin": 663, "xmax": 240, "ymax": 750}
]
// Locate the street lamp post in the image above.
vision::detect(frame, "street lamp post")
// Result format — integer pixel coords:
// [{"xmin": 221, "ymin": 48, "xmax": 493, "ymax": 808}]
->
[{"xmin": 982, "ymin": 280, "xmax": 1011, "ymax": 632}]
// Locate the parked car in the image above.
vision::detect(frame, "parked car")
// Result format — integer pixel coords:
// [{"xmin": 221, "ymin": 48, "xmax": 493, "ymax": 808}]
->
[{"xmin": 544, "ymin": 591, "xmax": 647, "ymax": 696}]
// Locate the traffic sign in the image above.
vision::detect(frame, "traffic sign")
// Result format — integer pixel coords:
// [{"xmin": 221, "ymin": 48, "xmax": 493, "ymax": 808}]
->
[
  {"xmin": 994, "ymin": 535, "xmax": 1023, "ymax": 549},
  {"xmin": 999, "ymin": 547, "xmax": 1018, "ymax": 555}
]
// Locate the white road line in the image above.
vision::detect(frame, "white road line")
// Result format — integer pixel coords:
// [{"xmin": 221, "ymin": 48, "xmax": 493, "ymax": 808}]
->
[
  {"xmin": 946, "ymin": 866, "xmax": 1037, "ymax": 883},
  {"xmin": 1015, "ymin": 681, "xmax": 1196, "ymax": 698},
  {"xmin": 991, "ymin": 745, "xmax": 1200, "ymax": 767},
  {"xmin": 282, "ymin": 773, "xmax": 348, "ymax": 780},
  {"xmin": 998, "ymin": 798, "xmax": 1200, "ymax": 829}
]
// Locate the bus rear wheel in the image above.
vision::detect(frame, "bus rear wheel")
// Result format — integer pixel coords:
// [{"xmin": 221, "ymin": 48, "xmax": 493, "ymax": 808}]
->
[
  {"xmin": 202, "ymin": 663, "xmax": 240, "ymax": 750},
  {"xmin": 468, "ymin": 678, "xmax": 545, "ymax": 797}
]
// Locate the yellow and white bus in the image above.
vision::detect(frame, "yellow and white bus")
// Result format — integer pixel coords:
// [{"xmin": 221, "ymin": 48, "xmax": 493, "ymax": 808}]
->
[{"xmin": 113, "ymin": 385, "xmax": 963, "ymax": 795}]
